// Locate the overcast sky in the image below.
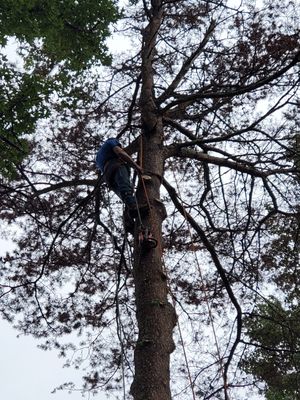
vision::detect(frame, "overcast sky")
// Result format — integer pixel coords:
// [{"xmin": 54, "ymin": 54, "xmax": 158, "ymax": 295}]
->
[
  {"xmin": 1, "ymin": 319, "xmax": 87, "ymax": 400},
  {"xmin": 0, "ymin": 238, "xmax": 109, "ymax": 400}
]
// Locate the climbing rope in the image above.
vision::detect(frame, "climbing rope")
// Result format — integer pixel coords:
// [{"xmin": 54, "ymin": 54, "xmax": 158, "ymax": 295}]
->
[
  {"xmin": 164, "ymin": 255, "xmax": 215, "ymax": 399},
  {"xmin": 170, "ymin": 164, "xmax": 231, "ymax": 399}
]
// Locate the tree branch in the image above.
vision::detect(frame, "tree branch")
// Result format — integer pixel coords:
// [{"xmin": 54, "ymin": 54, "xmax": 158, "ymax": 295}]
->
[
  {"xmin": 165, "ymin": 145, "xmax": 297, "ymax": 177},
  {"xmin": 163, "ymin": 117, "xmax": 197, "ymax": 140},
  {"xmin": 36, "ymin": 178, "xmax": 97, "ymax": 195},
  {"xmin": 157, "ymin": 20, "xmax": 216, "ymax": 104},
  {"xmin": 162, "ymin": 177, "xmax": 242, "ymax": 388},
  {"xmin": 162, "ymin": 51, "xmax": 300, "ymax": 111},
  {"xmin": 117, "ymin": 74, "xmax": 142, "ymax": 138}
]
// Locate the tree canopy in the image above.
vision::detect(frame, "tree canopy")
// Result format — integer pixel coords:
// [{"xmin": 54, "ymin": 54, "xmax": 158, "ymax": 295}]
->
[
  {"xmin": 0, "ymin": 0, "xmax": 119, "ymax": 178},
  {"xmin": 243, "ymin": 298, "xmax": 300, "ymax": 400},
  {"xmin": 0, "ymin": 1, "xmax": 300, "ymax": 399}
]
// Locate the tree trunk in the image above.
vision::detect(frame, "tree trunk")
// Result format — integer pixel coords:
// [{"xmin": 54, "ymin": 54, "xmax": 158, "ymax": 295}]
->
[
  {"xmin": 131, "ymin": 126, "xmax": 176, "ymax": 400},
  {"xmin": 130, "ymin": 2, "xmax": 177, "ymax": 399},
  {"xmin": 130, "ymin": 126, "xmax": 177, "ymax": 400}
]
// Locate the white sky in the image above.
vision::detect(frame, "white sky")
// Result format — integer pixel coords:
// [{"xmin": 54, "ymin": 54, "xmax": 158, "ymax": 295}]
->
[
  {"xmin": 0, "ymin": 238, "xmax": 109, "ymax": 400},
  {"xmin": 1, "ymin": 319, "xmax": 84, "ymax": 400}
]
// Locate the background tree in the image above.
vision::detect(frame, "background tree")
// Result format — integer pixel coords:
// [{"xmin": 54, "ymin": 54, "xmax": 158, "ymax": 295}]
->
[
  {"xmin": 243, "ymin": 297, "xmax": 300, "ymax": 400},
  {"xmin": 0, "ymin": 1, "xmax": 300, "ymax": 399},
  {"xmin": 0, "ymin": 0, "xmax": 119, "ymax": 178}
]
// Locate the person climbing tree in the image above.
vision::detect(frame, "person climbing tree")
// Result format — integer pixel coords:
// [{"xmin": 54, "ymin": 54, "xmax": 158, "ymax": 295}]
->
[{"xmin": 96, "ymin": 137, "xmax": 143, "ymax": 216}]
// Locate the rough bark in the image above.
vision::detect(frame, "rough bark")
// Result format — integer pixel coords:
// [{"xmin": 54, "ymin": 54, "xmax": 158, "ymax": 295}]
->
[
  {"xmin": 130, "ymin": 119, "xmax": 177, "ymax": 400},
  {"xmin": 130, "ymin": 1, "xmax": 177, "ymax": 399}
]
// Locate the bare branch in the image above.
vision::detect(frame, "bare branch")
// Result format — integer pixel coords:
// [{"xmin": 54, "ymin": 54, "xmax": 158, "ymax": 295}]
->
[
  {"xmin": 163, "ymin": 52, "xmax": 300, "ymax": 111},
  {"xmin": 162, "ymin": 177, "xmax": 242, "ymax": 388},
  {"xmin": 36, "ymin": 178, "xmax": 98, "ymax": 195},
  {"xmin": 157, "ymin": 20, "xmax": 216, "ymax": 104},
  {"xmin": 166, "ymin": 145, "xmax": 272, "ymax": 177}
]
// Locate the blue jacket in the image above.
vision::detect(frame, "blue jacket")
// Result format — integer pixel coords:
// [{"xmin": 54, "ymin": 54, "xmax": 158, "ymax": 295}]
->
[{"xmin": 96, "ymin": 138, "xmax": 121, "ymax": 172}]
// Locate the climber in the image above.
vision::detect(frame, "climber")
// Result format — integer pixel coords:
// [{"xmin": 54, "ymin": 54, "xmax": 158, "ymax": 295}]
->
[{"xmin": 96, "ymin": 137, "xmax": 143, "ymax": 216}]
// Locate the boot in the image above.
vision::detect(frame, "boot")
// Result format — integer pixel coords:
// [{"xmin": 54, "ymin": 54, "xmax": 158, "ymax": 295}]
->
[{"xmin": 123, "ymin": 207, "xmax": 135, "ymax": 234}]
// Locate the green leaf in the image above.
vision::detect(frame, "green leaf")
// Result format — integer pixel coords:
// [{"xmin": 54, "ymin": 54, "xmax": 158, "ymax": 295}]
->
[
  {"xmin": 0, "ymin": 0, "xmax": 120, "ymax": 178},
  {"xmin": 242, "ymin": 298, "xmax": 300, "ymax": 398},
  {"xmin": 0, "ymin": 0, "xmax": 120, "ymax": 70}
]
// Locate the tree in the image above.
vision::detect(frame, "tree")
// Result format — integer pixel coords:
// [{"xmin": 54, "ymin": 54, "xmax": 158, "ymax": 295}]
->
[
  {"xmin": 0, "ymin": 0, "xmax": 119, "ymax": 178},
  {"xmin": 241, "ymin": 208, "xmax": 300, "ymax": 399},
  {"xmin": 242, "ymin": 297, "xmax": 300, "ymax": 400},
  {"xmin": 0, "ymin": 1, "xmax": 300, "ymax": 399}
]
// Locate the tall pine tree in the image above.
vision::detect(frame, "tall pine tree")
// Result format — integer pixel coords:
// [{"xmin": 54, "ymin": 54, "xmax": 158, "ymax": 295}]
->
[{"xmin": 0, "ymin": 1, "xmax": 299, "ymax": 399}]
